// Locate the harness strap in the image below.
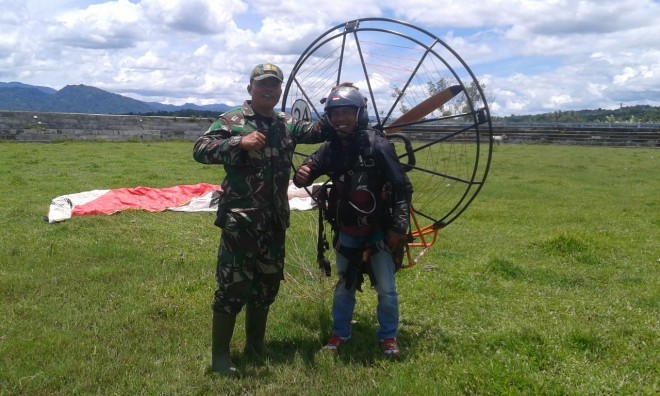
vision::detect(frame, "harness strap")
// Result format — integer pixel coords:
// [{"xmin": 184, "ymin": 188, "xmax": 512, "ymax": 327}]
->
[
  {"xmin": 317, "ymin": 189, "xmax": 331, "ymax": 277},
  {"xmin": 337, "ymin": 240, "xmax": 389, "ymax": 291},
  {"xmin": 337, "ymin": 244, "xmax": 364, "ymax": 291}
]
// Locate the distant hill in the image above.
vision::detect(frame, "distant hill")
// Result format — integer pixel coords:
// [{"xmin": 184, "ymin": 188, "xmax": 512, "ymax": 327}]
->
[
  {"xmin": 0, "ymin": 82, "xmax": 231, "ymax": 116},
  {"xmin": 3, "ymin": 81, "xmax": 659, "ymax": 123},
  {"xmin": 494, "ymin": 105, "xmax": 660, "ymax": 124},
  {"xmin": 0, "ymin": 82, "xmax": 57, "ymax": 95}
]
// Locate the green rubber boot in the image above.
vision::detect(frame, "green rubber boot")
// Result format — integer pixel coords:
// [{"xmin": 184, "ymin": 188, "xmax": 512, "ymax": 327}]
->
[
  {"xmin": 244, "ymin": 305, "xmax": 269, "ymax": 356},
  {"xmin": 211, "ymin": 311, "xmax": 239, "ymax": 377}
]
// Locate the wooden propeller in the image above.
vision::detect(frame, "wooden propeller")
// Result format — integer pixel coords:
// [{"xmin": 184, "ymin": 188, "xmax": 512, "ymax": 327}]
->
[{"xmin": 387, "ymin": 85, "xmax": 463, "ymax": 133}]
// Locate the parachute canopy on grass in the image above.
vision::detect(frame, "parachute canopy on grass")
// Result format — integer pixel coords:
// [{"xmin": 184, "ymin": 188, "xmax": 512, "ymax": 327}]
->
[{"xmin": 47, "ymin": 182, "xmax": 318, "ymax": 223}]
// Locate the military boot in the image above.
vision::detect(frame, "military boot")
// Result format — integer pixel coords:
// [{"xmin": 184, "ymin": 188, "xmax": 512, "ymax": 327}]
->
[
  {"xmin": 211, "ymin": 310, "xmax": 239, "ymax": 377},
  {"xmin": 244, "ymin": 305, "xmax": 269, "ymax": 356}
]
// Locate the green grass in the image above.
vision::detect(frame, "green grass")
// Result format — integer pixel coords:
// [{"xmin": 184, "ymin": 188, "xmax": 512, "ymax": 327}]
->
[{"xmin": 1, "ymin": 141, "xmax": 658, "ymax": 395}]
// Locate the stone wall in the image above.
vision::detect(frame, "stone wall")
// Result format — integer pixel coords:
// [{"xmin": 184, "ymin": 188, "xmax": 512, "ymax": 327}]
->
[
  {"xmin": 2, "ymin": 110, "xmax": 659, "ymax": 147},
  {"xmin": 402, "ymin": 124, "xmax": 660, "ymax": 147},
  {"xmin": 0, "ymin": 111, "xmax": 213, "ymax": 142}
]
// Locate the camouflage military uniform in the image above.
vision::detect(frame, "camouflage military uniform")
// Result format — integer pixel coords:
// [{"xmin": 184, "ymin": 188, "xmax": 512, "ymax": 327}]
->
[{"xmin": 194, "ymin": 100, "xmax": 327, "ymax": 315}]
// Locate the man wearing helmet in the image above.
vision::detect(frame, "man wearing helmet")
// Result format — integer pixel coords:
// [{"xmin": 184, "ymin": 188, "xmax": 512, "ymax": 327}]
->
[
  {"xmin": 294, "ymin": 82, "xmax": 413, "ymax": 358},
  {"xmin": 194, "ymin": 63, "xmax": 331, "ymax": 376}
]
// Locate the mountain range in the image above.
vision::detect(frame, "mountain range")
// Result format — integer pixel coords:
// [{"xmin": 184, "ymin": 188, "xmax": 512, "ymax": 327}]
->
[
  {"xmin": 2, "ymin": 81, "xmax": 659, "ymax": 123},
  {"xmin": 0, "ymin": 82, "xmax": 231, "ymax": 115}
]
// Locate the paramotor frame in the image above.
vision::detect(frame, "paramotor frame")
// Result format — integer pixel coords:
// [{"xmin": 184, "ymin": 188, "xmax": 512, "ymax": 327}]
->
[{"xmin": 282, "ymin": 17, "xmax": 494, "ymax": 268}]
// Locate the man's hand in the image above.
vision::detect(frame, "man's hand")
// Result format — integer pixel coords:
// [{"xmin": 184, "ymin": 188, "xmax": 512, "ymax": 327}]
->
[
  {"xmin": 386, "ymin": 230, "xmax": 407, "ymax": 253},
  {"xmin": 240, "ymin": 131, "xmax": 266, "ymax": 151},
  {"xmin": 294, "ymin": 159, "xmax": 314, "ymax": 186}
]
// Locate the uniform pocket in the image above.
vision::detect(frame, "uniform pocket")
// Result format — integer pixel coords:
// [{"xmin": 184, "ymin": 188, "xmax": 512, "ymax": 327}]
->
[{"xmin": 214, "ymin": 209, "xmax": 253, "ymax": 231}]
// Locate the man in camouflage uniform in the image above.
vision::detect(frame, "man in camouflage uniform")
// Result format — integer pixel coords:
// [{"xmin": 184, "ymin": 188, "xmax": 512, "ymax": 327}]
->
[{"xmin": 193, "ymin": 63, "xmax": 329, "ymax": 376}]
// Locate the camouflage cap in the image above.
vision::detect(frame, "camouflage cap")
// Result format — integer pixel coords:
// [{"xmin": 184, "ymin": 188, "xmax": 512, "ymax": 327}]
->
[{"xmin": 250, "ymin": 63, "xmax": 284, "ymax": 82}]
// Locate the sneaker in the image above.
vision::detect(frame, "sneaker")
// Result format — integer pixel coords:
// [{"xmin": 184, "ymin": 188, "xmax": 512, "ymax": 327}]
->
[
  {"xmin": 380, "ymin": 338, "xmax": 400, "ymax": 357},
  {"xmin": 323, "ymin": 335, "xmax": 348, "ymax": 352}
]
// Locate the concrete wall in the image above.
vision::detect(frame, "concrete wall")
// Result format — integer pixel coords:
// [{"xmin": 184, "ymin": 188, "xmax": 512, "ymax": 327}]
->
[
  {"xmin": 0, "ymin": 111, "xmax": 213, "ymax": 142},
  {"xmin": 2, "ymin": 110, "xmax": 659, "ymax": 147},
  {"xmin": 402, "ymin": 124, "xmax": 660, "ymax": 147}
]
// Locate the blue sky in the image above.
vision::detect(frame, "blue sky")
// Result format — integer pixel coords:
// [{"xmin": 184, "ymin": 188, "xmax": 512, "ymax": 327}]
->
[{"xmin": 1, "ymin": 0, "xmax": 659, "ymax": 116}]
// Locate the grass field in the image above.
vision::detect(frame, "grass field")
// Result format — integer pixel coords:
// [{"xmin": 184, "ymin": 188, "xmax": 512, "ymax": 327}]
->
[{"xmin": 0, "ymin": 141, "xmax": 658, "ymax": 395}]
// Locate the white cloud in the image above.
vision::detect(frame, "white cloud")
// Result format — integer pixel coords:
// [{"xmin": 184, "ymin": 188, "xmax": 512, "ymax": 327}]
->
[
  {"xmin": 50, "ymin": 0, "xmax": 143, "ymax": 49},
  {"xmin": 1, "ymin": 0, "xmax": 659, "ymax": 115},
  {"xmin": 141, "ymin": 0, "xmax": 248, "ymax": 34}
]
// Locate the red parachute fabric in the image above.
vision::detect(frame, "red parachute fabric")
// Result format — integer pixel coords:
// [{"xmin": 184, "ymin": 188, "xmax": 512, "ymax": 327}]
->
[{"xmin": 71, "ymin": 184, "xmax": 219, "ymax": 216}]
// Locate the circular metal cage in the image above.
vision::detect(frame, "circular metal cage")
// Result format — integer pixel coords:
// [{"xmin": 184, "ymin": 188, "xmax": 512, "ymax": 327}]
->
[{"xmin": 283, "ymin": 18, "xmax": 493, "ymax": 266}]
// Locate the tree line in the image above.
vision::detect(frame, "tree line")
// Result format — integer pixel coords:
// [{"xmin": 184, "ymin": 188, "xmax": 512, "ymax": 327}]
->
[
  {"xmin": 493, "ymin": 105, "xmax": 660, "ymax": 124},
  {"xmin": 393, "ymin": 78, "xmax": 660, "ymax": 125}
]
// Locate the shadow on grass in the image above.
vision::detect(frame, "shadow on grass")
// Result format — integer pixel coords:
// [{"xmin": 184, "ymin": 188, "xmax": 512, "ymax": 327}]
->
[{"xmin": 228, "ymin": 311, "xmax": 447, "ymax": 379}]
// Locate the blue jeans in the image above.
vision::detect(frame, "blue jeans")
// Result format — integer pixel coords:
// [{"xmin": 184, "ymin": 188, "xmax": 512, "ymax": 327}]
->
[{"xmin": 332, "ymin": 232, "xmax": 399, "ymax": 341}]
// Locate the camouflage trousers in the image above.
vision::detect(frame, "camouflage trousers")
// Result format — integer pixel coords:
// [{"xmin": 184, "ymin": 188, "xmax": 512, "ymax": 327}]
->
[{"xmin": 212, "ymin": 225, "xmax": 286, "ymax": 315}]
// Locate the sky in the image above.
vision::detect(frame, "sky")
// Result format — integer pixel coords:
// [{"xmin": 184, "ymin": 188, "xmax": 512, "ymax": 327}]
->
[{"xmin": 1, "ymin": 0, "xmax": 659, "ymax": 116}]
